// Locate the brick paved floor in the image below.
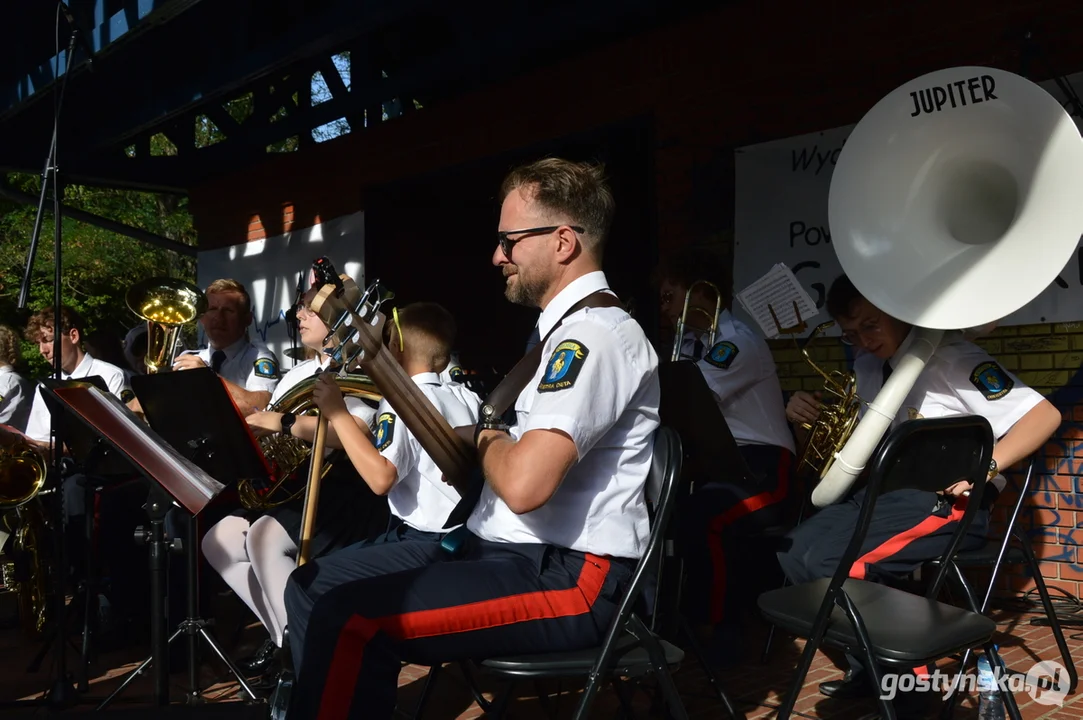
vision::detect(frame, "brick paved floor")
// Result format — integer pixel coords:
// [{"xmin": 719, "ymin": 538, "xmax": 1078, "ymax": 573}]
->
[{"xmin": 1, "ymin": 600, "xmax": 1080, "ymax": 718}]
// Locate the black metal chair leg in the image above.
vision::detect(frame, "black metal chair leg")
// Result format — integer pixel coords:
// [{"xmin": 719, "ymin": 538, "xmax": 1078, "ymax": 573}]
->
[
  {"xmin": 987, "ymin": 645, "xmax": 1022, "ymax": 720},
  {"xmin": 409, "ymin": 664, "xmax": 440, "ymax": 720},
  {"xmin": 1018, "ymin": 534, "xmax": 1079, "ymax": 692}
]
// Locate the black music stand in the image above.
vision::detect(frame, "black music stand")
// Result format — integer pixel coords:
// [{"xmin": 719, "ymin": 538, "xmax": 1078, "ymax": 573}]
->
[
  {"xmin": 34, "ymin": 379, "xmax": 227, "ymax": 708},
  {"xmin": 105, "ymin": 367, "xmax": 271, "ymax": 706},
  {"xmin": 35, "ymin": 377, "xmax": 141, "ymax": 694}
]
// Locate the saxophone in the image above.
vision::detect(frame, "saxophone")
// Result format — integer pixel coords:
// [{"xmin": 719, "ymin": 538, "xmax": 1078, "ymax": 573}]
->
[{"xmin": 238, "ymin": 373, "xmax": 383, "ymax": 510}]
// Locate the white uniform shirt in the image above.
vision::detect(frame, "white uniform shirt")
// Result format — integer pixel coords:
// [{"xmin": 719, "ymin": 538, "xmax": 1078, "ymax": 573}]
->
[
  {"xmin": 375, "ymin": 372, "xmax": 480, "ymax": 533},
  {"xmin": 268, "ymin": 356, "xmax": 378, "ymax": 430},
  {"xmin": 182, "ymin": 337, "xmax": 281, "ymax": 395},
  {"xmin": 679, "ymin": 310, "xmax": 795, "ymax": 453},
  {"xmin": 25, "ymin": 353, "xmax": 131, "ymax": 443},
  {"xmin": 439, "ymin": 352, "xmax": 466, "ymax": 385},
  {"xmin": 467, "ymin": 271, "xmax": 661, "ymax": 560},
  {"xmin": 854, "ymin": 330, "xmax": 1044, "ymax": 491},
  {"xmin": 0, "ymin": 365, "xmax": 35, "ymax": 433}
]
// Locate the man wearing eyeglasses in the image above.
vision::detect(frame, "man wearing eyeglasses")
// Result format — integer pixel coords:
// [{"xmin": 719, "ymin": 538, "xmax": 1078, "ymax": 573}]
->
[
  {"xmin": 282, "ymin": 157, "xmax": 660, "ymax": 720},
  {"xmin": 778, "ymin": 274, "xmax": 1060, "ymax": 712}
]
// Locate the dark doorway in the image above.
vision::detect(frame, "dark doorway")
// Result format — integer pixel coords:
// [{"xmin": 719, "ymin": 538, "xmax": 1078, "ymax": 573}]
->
[{"xmin": 363, "ymin": 116, "xmax": 658, "ymax": 376}]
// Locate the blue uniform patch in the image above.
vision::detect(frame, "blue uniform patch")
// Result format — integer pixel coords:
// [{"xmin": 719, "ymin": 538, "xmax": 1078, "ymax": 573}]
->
[
  {"xmin": 538, "ymin": 340, "xmax": 589, "ymax": 393},
  {"xmin": 448, "ymin": 365, "xmax": 464, "ymax": 382},
  {"xmin": 254, "ymin": 357, "xmax": 279, "ymax": 379},
  {"xmin": 121, "ymin": 389, "xmax": 135, "ymax": 404},
  {"xmin": 704, "ymin": 341, "xmax": 740, "ymax": 370},
  {"xmin": 375, "ymin": 412, "xmax": 396, "ymax": 451},
  {"xmin": 970, "ymin": 361, "xmax": 1013, "ymax": 401}
]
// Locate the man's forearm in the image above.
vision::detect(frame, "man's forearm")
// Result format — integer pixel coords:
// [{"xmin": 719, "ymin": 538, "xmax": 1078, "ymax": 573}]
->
[{"xmin": 223, "ymin": 379, "xmax": 271, "ymax": 416}]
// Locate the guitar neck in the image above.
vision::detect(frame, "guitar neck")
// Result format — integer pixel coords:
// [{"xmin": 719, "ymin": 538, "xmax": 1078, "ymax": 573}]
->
[{"xmin": 350, "ymin": 315, "xmax": 476, "ymax": 496}]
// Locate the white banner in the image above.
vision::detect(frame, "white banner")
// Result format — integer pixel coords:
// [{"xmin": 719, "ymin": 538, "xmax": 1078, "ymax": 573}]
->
[
  {"xmin": 734, "ymin": 72, "xmax": 1083, "ymax": 334},
  {"xmin": 196, "ymin": 211, "xmax": 365, "ymax": 368}
]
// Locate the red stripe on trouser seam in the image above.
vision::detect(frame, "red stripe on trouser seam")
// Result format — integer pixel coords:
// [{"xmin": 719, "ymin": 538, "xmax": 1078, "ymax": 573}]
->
[
  {"xmin": 848, "ymin": 498, "xmax": 968, "ymax": 580},
  {"xmin": 315, "ymin": 554, "xmax": 611, "ymax": 720},
  {"xmin": 707, "ymin": 450, "xmax": 793, "ymax": 625}
]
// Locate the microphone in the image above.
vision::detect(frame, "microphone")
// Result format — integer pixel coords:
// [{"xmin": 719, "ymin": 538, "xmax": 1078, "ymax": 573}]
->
[{"xmin": 58, "ymin": 1, "xmax": 96, "ymax": 71}]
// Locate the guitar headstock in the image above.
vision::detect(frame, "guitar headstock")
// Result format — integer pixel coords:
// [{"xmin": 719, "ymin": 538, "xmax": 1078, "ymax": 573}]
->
[{"xmin": 318, "ymin": 279, "xmax": 396, "ymax": 371}]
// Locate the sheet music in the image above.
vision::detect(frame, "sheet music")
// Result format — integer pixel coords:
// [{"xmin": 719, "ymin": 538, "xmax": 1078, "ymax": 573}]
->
[
  {"xmin": 55, "ymin": 386, "xmax": 224, "ymax": 512},
  {"xmin": 735, "ymin": 263, "xmax": 820, "ymax": 338}
]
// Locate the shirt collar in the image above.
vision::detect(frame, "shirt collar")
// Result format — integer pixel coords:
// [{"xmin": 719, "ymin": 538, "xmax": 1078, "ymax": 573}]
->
[
  {"xmin": 683, "ymin": 308, "xmax": 736, "ymax": 344},
  {"xmin": 66, "ymin": 352, "xmax": 95, "ymax": 379},
  {"xmin": 535, "ymin": 271, "xmax": 612, "ymax": 340},
  {"xmin": 211, "ymin": 336, "xmax": 249, "ymax": 360},
  {"xmin": 888, "ymin": 327, "xmax": 920, "ymax": 370},
  {"xmin": 412, "ymin": 371, "xmax": 442, "ymax": 387},
  {"xmin": 0, "ymin": 365, "xmax": 12, "ymax": 375}
]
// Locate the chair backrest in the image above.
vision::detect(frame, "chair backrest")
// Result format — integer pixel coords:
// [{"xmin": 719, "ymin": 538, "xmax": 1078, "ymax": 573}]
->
[
  {"xmin": 595, "ymin": 426, "xmax": 683, "ymax": 647},
  {"xmin": 830, "ymin": 415, "xmax": 994, "ymax": 599},
  {"xmin": 658, "ymin": 360, "xmax": 755, "ymax": 487}
]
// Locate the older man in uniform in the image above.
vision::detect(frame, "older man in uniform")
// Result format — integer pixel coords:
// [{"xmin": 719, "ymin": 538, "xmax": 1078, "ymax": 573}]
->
[
  {"xmin": 173, "ymin": 278, "xmax": 280, "ymax": 414},
  {"xmin": 779, "ymin": 274, "xmax": 1061, "ymax": 715},
  {"xmin": 281, "ymin": 158, "xmax": 660, "ymax": 719}
]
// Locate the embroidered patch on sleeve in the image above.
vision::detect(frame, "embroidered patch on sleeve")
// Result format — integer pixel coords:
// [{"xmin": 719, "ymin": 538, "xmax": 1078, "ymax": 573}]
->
[
  {"xmin": 254, "ymin": 357, "xmax": 280, "ymax": 379},
  {"xmin": 704, "ymin": 341, "xmax": 740, "ymax": 370},
  {"xmin": 538, "ymin": 340, "xmax": 589, "ymax": 393},
  {"xmin": 121, "ymin": 389, "xmax": 135, "ymax": 404},
  {"xmin": 969, "ymin": 361, "xmax": 1013, "ymax": 401},
  {"xmin": 448, "ymin": 365, "xmax": 464, "ymax": 382},
  {"xmin": 375, "ymin": 412, "xmax": 396, "ymax": 451}
]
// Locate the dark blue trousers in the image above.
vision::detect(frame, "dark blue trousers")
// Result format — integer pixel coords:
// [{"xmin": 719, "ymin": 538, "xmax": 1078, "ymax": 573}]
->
[{"xmin": 283, "ymin": 533, "xmax": 633, "ymax": 720}]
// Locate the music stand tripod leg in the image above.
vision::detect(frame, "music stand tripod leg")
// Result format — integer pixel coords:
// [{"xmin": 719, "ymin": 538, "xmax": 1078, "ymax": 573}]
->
[
  {"xmin": 175, "ymin": 511, "xmax": 259, "ymax": 703},
  {"xmin": 96, "ymin": 486, "xmax": 174, "ymax": 709}
]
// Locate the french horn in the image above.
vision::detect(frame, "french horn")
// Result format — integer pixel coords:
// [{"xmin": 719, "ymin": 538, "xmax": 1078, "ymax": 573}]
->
[
  {"xmin": 807, "ymin": 66, "xmax": 1083, "ymax": 507},
  {"xmin": 239, "ymin": 373, "xmax": 382, "ymax": 510}
]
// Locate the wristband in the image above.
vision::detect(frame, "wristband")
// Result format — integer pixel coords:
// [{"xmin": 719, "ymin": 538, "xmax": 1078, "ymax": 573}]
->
[{"xmin": 281, "ymin": 412, "xmax": 296, "ymax": 437}]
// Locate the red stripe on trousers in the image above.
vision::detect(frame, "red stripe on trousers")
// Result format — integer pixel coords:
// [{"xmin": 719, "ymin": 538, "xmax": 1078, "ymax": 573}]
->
[
  {"xmin": 316, "ymin": 554, "xmax": 611, "ymax": 720},
  {"xmin": 707, "ymin": 449, "xmax": 793, "ymax": 624},
  {"xmin": 848, "ymin": 497, "xmax": 968, "ymax": 580}
]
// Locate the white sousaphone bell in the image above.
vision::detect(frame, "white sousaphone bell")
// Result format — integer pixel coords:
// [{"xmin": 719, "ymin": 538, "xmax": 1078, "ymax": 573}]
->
[{"xmin": 814, "ymin": 66, "xmax": 1083, "ymax": 507}]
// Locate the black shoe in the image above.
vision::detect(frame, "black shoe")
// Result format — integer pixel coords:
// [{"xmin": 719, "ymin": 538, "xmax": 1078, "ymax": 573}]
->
[
  {"xmin": 237, "ymin": 638, "xmax": 278, "ymax": 675},
  {"xmin": 819, "ymin": 670, "xmax": 875, "ymax": 699}
]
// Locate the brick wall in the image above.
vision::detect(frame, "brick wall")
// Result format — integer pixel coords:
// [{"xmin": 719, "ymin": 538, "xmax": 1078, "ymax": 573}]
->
[{"xmin": 774, "ymin": 325, "xmax": 1083, "ymax": 601}]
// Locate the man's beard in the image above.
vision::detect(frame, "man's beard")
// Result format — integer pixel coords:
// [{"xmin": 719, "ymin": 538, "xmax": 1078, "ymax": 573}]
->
[{"xmin": 503, "ymin": 267, "xmax": 547, "ymax": 307}]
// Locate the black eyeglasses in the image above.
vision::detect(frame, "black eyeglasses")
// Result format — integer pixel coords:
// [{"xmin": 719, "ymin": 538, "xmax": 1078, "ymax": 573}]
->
[{"xmin": 496, "ymin": 225, "xmax": 584, "ymax": 258}]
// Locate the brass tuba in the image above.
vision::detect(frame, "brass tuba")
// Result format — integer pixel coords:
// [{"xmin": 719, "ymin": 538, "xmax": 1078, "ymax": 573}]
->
[
  {"xmin": 126, "ymin": 277, "xmax": 208, "ymax": 374},
  {"xmin": 670, "ymin": 280, "xmax": 723, "ymax": 362},
  {"xmin": 0, "ymin": 430, "xmax": 50, "ymax": 635},
  {"xmin": 238, "ymin": 373, "xmax": 382, "ymax": 510},
  {"xmin": 0, "ymin": 431, "xmax": 47, "ymax": 508}
]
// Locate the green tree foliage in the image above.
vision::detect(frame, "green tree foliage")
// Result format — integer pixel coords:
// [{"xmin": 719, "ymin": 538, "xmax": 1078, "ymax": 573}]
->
[{"xmin": 0, "ymin": 169, "xmax": 196, "ymax": 380}]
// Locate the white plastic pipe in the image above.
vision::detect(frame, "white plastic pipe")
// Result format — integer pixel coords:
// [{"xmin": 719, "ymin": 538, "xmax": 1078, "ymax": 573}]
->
[{"xmin": 812, "ymin": 327, "xmax": 944, "ymax": 508}]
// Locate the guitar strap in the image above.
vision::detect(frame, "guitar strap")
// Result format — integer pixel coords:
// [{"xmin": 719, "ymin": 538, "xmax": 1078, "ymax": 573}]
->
[{"xmin": 442, "ymin": 290, "xmax": 624, "ymax": 529}]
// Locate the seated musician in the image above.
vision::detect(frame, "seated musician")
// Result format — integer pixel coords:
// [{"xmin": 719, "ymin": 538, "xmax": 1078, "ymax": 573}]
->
[
  {"xmin": 657, "ymin": 247, "xmax": 795, "ymax": 664},
  {"xmin": 282, "ymin": 157, "xmax": 659, "ymax": 719},
  {"xmin": 0, "ymin": 324, "xmax": 35, "ymax": 434},
  {"xmin": 23, "ymin": 306, "xmax": 132, "ymax": 448},
  {"xmin": 311, "ymin": 300, "xmax": 479, "ymax": 531},
  {"xmin": 778, "ymin": 274, "xmax": 1060, "ymax": 713},
  {"xmin": 173, "ymin": 278, "xmax": 280, "ymax": 415},
  {"xmin": 202, "ymin": 281, "xmax": 384, "ymax": 685}
]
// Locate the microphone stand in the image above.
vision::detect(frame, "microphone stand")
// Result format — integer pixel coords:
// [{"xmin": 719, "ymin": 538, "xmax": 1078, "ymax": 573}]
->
[{"xmin": 14, "ymin": 4, "xmax": 91, "ymax": 709}]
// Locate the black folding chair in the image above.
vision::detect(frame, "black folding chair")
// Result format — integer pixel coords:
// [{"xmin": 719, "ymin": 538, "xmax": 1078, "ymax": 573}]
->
[
  {"xmin": 927, "ymin": 455, "xmax": 1078, "ymax": 718},
  {"xmin": 757, "ymin": 415, "xmax": 1020, "ymax": 720},
  {"xmin": 411, "ymin": 426, "xmax": 735, "ymax": 719}
]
